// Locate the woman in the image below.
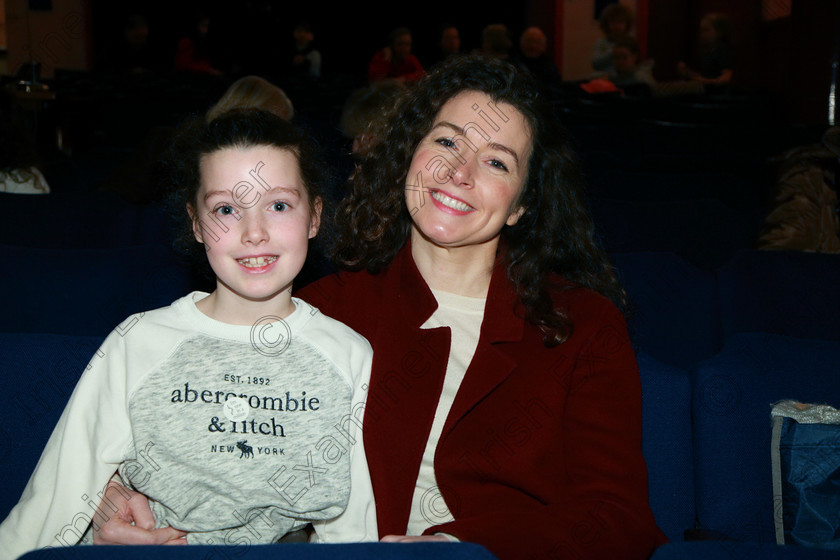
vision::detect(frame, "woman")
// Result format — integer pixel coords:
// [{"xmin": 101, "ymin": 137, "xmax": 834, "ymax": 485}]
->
[{"xmin": 94, "ymin": 55, "xmax": 666, "ymax": 559}]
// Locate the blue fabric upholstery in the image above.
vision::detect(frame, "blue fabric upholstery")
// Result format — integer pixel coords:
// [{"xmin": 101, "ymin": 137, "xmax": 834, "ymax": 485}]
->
[
  {"xmin": 717, "ymin": 250, "xmax": 840, "ymax": 342},
  {"xmin": 613, "ymin": 252, "xmax": 719, "ymax": 368},
  {"xmin": 593, "ymin": 199, "xmax": 753, "ymax": 269},
  {"xmin": 0, "ymin": 332, "xmax": 104, "ymax": 522},
  {"xmin": 638, "ymin": 351, "xmax": 695, "ymax": 541},
  {"xmin": 0, "ymin": 244, "xmax": 194, "ymax": 336},
  {"xmin": 691, "ymin": 332, "xmax": 840, "ymax": 543},
  {"xmin": 0, "ymin": 192, "xmax": 172, "ymax": 249},
  {"xmin": 651, "ymin": 541, "xmax": 840, "ymax": 559}
]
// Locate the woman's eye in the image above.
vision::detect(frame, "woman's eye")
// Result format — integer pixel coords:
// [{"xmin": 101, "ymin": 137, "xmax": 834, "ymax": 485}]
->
[
  {"xmin": 435, "ymin": 137, "xmax": 456, "ymax": 149},
  {"xmin": 272, "ymin": 202, "xmax": 289, "ymax": 212},
  {"xmin": 489, "ymin": 159, "xmax": 509, "ymax": 172},
  {"xmin": 213, "ymin": 204, "xmax": 236, "ymax": 215}
]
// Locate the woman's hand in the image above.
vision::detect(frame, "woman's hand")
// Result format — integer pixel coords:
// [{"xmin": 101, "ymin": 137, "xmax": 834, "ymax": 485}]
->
[
  {"xmin": 93, "ymin": 481, "xmax": 187, "ymax": 545},
  {"xmin": 380, "ymin": 534, "xmax": 450, "ymax": 543}
]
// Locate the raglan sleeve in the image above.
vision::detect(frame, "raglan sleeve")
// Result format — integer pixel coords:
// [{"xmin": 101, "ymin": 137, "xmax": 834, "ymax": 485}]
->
[{"xmin": 311, "ymin": 330, "xmax": 378, "ymax": 542}]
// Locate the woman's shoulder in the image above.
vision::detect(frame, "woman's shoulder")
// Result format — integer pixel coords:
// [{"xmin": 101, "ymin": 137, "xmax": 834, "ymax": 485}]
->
[
  {"xmin": 296, "ymin": 269, "xmax": 381, "ymax": 305},
  {"xmin": 546, "ymin": 275, "xmax": 625, "ymax": 325}
]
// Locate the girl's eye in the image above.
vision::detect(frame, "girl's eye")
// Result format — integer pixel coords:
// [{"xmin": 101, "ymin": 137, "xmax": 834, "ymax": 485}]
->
[
  {"xmin": 435, "ymin": 137, "xmax": 456, "ymax": 149},
  {"xmin": 489, "ymin": 159, "xmax": 509, "ymax": 172},
  {"xmin": 213, "ymin": 204, "xmax": 236, "ymax": 215},
  {"xmin": 272, "ymin": 202, "xmax": 289, "ymax": 212}
]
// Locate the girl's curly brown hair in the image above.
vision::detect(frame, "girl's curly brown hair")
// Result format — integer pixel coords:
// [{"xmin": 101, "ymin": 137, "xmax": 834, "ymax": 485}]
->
[{"xmin": 331, "ymin": 54, "xmax": 625, "ymax": 347}]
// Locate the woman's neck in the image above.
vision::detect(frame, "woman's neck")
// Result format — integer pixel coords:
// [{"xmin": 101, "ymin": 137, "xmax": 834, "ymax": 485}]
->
[{"xmin": 410, "ymin": 229, "xmax": 497, "ymax": 298}]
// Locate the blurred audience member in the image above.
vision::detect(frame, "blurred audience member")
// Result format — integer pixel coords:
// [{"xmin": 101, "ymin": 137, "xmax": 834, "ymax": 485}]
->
[
  {"xmin": 174, "ymin": 12, "xmax": 223, "ymax": 76},
  {"xmin": 516, "ymin": 26, "xmax": 560, "ymax": 87},
  {"xmin": 0, "ymin": 91, "xmax": 50, "ymax": 194},
  {"xmin": 339, "ymin": 80, "xmax": 406, "ymax": 155},
  {"xmin": 480, "ymin": 24, "xmax": 513, "ymax": 60},
  {"xmin": 206, "ymin": 76, "xmax": 294, "ymax": 121},
  {"xmin": 678, "ymin": 12, "xmax": 734, "ymax": 85},
  {"xmin": 758, "ymin": 127, "xmax": 840, "ymax": 253},
  {"xmin": 427, "ymin": 23, "xmax": 461, "ymax": 68},
  {"xmin": 592, "ymin": 3, "xmax": 634, "ymax": 74},
  {"xmin": 99, "ymin": 75, "xmax": 293, "ymax": 204},
  {"xmin": 102, "ymin": 14, "xmax": 161, "ymax": 74},
  {"xmin": 606, "ymin": 36, "xmax": 655, "ymax": 88},
  {"xmin": 368, "ymin": 28, "xmax": 425, "ymax": 84},
  {"xmin": 291, "ymin": 22, "xmax": 322, "ymax": 79}
]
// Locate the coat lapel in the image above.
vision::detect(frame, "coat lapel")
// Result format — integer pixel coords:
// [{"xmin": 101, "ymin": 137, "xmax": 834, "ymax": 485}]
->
[
  {"xmin": 363, "ymin": 244, "xmax": 527, "ymax": 534},
  {"xmin": 441, "ymin": 257, "xmax": 524, "ymax": 437},
  {"xmin": 364, "ymin": 245, "xmax": 449, "ymax": 535}
]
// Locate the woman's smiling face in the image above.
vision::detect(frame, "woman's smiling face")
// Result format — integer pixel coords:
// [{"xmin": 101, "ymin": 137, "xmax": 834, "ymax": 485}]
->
[{"xmin": 404, "ymin": 90, "xmax": 532, "ymax": 254}]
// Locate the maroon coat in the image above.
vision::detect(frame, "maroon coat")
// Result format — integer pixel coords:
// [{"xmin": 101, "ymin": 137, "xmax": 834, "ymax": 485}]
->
[{"xmin": 297, "ymin": 245, "xmax": 667, "ymax": 559}]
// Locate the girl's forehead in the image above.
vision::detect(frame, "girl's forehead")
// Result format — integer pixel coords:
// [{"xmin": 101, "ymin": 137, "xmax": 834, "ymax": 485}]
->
[{"xmin": 198, "ymin": 145, "xmax": 306, "ymax": 193}]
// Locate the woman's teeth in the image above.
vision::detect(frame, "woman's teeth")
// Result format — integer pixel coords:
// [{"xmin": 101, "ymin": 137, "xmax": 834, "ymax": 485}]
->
[
  {"xmin": 237, "ymin": 256, "xmax": 278, "ymax": 267},
  {"xmin": 431, "ymin": 191, "xmax": 474, "ymax": 212}
]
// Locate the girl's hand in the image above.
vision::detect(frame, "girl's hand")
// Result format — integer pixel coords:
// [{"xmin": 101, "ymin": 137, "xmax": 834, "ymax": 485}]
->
[
  {"xmin": 380, "ymin": 534, "xmax": 451, "ymax": 543},
  {"xmin": 93, "ymin": 481, "xmax": 187, "ymax": 545}
]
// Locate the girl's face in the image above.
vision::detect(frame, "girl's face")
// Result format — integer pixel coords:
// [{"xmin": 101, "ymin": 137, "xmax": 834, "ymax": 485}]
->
[
  {"xmin": 189, "ymin": 145, "xmax": 321, "ymax": 306},
  {"xmin": 404, "ymin": 90, "xmax": 532, "ymax": 255}
]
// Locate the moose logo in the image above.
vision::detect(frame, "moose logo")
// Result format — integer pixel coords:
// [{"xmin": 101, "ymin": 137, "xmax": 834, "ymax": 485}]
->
[{"xmin": 236, "ymin": 440, "xmax": 254, "ymax": 459}]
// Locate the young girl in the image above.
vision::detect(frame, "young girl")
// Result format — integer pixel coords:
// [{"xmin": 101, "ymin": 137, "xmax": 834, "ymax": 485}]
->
[{"xmin": 0, "ymin": 109, "xmax": 376, "ymax": 558}]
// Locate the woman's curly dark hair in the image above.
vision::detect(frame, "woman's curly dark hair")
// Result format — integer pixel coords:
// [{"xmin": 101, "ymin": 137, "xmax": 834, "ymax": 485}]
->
[
  {"xmin": 163, "ymin": 108, "xmax": 331, "ymax": 272},
  {"xmin": 331, "ymin": 54, "xmax": 625, "ymax": 346}
]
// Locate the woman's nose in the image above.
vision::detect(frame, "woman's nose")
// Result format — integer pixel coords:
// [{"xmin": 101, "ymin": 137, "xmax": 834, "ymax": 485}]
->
[{"xmin": 450, "ymin": 157, "xmax": 475, "ymax": 188}]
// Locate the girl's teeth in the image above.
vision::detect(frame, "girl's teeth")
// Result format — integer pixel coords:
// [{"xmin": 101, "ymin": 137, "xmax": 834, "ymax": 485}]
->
[
  {"xmin": 431, "ymin": 191, "xmax": 473, "ymax": 212},
  {"xmin": 238, "ymin": 256, "xmax": 277, "ymax": 267}
]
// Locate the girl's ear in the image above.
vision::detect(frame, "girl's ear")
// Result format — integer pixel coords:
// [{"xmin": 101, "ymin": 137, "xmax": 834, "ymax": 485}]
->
[
  {"xmin": 309, "ymin": 196, "xmax": 323, "ymax": 239},
  {"xmin": 187, "ymin": 203, "xmax": 204, "ymax": 244},
  {"xmin": 506, "ymin": 205, "xmax": 526, "ymax": 227}
]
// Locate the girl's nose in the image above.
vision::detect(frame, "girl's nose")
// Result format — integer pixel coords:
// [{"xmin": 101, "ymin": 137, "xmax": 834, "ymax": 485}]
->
[{"xmin": 241, "ymin": 214, "xmax": 269, "ymax": 245}]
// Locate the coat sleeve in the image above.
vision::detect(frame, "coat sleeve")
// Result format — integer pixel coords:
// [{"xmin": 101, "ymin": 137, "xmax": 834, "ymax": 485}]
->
[
  {"xmin": 0, "ymin": 330, "xmax": 134, "ymax": 560},
  {"xmin": 426, "ymin": 302, "xmax": 666, "ymax": 559}
]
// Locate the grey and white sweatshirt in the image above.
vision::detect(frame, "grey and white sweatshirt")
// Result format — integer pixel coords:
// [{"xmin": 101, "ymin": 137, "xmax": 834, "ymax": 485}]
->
[{"xmin": 0, "ymin": 293, "xmax": 377, "ymax": 559}]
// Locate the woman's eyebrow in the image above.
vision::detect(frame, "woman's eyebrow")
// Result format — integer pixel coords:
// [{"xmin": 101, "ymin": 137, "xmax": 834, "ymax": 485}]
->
[{"xmin": 432, "ymin": 121, "xmax": 521, "ymax": 168}]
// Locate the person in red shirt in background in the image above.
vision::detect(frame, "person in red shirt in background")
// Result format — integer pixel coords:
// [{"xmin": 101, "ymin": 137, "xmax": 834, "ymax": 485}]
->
[{"xmin": 368, "ymin": 27, "xmax": 425, "ymax": 84}]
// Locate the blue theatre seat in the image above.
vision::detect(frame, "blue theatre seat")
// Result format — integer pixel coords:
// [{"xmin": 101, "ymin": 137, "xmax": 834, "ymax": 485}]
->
[
  {"xmin": 0, "ymin": 332, "xmax": 105, "ymax": 522},
  {"xmin": 612, "ymin": 252, "xmax": 719, "ymax": 368},
  {"xmin": 717, "ymin": 250, "xmax": 840, "ymax": 342},
  {"xmin": 691, "ymin": 332, "xmax": 840, "ymax": 543},
  {"xmin": 637, "ymin": 351, "xmax": 695, "ymax": 541},
  {"xmin": 0, "ymin": 244, "xmax": 194, "ymax": 336}
]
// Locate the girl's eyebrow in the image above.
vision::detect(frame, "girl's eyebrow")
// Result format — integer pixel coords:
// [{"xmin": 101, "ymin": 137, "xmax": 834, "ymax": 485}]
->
[
  {"xmin": 431, "ymin": 121, "xmax": 521, "ymax": 168},
  {"xmin": 263, "ymin": 186, "xmax": 302, "ymax": 198},
  {"xmin": 203, "ymin": 186, "xmax": 302, "ymax": 202}
]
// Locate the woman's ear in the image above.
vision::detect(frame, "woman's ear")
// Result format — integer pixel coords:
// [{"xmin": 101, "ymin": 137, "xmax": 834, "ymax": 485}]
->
[
  {"xmin": 309, "ymin": 196, "xmax": 323, "ymax": 239},
  {"xmin": 506, "ymin": 205, "xmax": 526, "ymax": 227},
  {"xmin": 187, "ymin": 203, "xmax": 204, "ymax": 244}
]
